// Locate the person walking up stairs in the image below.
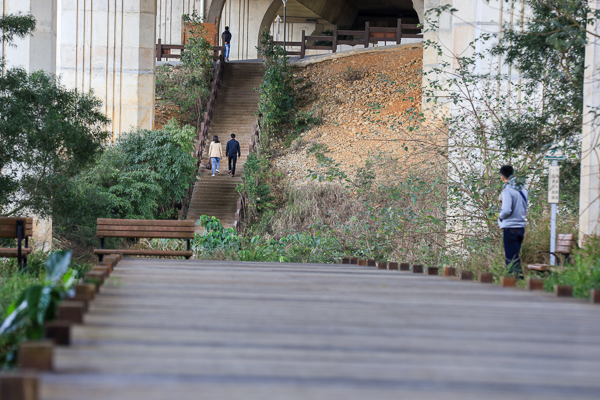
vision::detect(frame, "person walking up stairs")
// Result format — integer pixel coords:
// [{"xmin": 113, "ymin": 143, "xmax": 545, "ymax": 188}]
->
[{"xmin": 187, "ymin": 62, "xmax": 264, "ymax": 230}]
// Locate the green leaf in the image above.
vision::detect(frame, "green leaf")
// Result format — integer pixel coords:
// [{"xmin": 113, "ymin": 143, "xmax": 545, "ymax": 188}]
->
[{"xmin": 46, "ymin": 250, "xmax": 73, "ymax": 283}]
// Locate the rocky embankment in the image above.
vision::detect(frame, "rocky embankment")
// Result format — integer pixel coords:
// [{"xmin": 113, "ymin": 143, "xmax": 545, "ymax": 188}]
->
[{"xmin": 275, "ymin": 44, "xmax": 424, "ymax": 183}]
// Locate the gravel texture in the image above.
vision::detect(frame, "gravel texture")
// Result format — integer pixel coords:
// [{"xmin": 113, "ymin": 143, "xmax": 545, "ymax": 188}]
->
[{"xmin": 275, "ymin": 44, "xmax": 424, "ymax": 184}]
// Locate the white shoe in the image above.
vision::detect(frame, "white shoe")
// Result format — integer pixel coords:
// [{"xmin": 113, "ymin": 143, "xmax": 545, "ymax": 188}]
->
[
  {"xmin": 212, "ymin": 174, "xmax": 215, "ymax": 177},
  {"xmin": 216, "ymin": 169, "xmax": 220, "ymax": 173}
]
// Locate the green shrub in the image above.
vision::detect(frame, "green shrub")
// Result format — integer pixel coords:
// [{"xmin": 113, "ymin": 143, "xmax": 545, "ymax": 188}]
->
[
  {"xmin": 155, "ymin": 11, "xmax": 213, "ymax": 124},
  {"xmin": 238, "ymin": 231, "xmax": 342, "ymax": 263},
  {"xmin": 53, "ymin": 121, "xmax": 196, "ymax": 251},
  {"xmin": 193, "ymin": 216, "xmax": 240, "ymax": 254},
  {"xmin": 256, "ymin": 28, "xmax": 295, "ymax": 138},
  {"xmin": 544, "ymin": 237, "xmax": 600, "ymax": 298}
]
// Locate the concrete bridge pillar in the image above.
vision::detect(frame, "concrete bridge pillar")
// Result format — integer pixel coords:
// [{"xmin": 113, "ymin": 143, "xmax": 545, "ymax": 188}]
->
[
  {"xmin": 2, "ymin": 1, "xmax": 56, "ymax": 250},
  {"xmin": 579, "ymin": 0, "xmax": 600, "ymax": 244},
  {"xmin": 1, "ymin": 0, "xmax": 57, "ymax": 73},
  {"xmin": 57, "ymin": 0, "xmax": 156, "ymax": 139}
]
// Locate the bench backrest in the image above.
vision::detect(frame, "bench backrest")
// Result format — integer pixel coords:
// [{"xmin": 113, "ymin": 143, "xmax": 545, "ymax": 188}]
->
[
  {"xmin": 0, "ymin": 217, "xmax": 33, "ymax": 239},
  {"xmin": 557, "ymin": 233, "xmax": 576, "ymax": 254},
  {"xmin": 97, "ymin": 219, "xmax": 195, "ymax": 239}
]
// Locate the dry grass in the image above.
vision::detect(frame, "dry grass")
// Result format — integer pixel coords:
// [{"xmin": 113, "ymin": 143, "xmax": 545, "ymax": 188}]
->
[{"xmin": 269, "ymin": 181, "xmax": 361, "ymax": 237}]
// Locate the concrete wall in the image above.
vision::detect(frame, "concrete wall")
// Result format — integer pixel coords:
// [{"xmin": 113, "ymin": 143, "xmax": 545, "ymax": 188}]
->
[
  {"xmin": 579, "ymin": 0, "xmax": 600, "ymax": 244},
  {"xmin": 1, "ymin": 0, "xmax": 57, "ymax": 73},
  {"xmin": 156, "ymin": 0, "xmax": 201, "ymax": 45},
  {"xmin": 57, "ymin": 0, "xmax": 157, "ymax": 140},
  {"xmin": 423, "ymin": 0, "xmax": 523, "ymax": 100},
  {"xmin": 422, "ymin": 0, "xmax": 526, "ymax": 245},
  {"xmin": 218, "ymin": 0, "xmax": 274, "ymax": 60}
]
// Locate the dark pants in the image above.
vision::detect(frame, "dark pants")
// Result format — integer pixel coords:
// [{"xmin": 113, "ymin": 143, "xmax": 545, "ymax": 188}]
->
[
  {"xmin": 503, "ymin": 228, "xmax": 525, "ymax": 276},
  {"xmin": 228, "ymin": 155, "xmax": 237, "ymax": 175}
]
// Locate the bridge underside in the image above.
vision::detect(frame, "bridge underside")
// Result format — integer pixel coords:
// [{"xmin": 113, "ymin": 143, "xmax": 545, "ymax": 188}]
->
[
  {"xmin": 7, "ymin": 0, "xmax": 600, "ymax": 240},
  {"xmin": 205, "ymin": 0, "xmax": 422, "ymax": 61}
]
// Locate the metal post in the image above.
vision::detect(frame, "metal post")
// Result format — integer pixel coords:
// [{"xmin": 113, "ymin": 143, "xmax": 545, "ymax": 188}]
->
[
  {"xmin": 550, "ymin": 159, "xmax": 558, "ymax": 266},
  {"xmin": 16, "ymin": 220, "xmax": 23, "ymax": 270},
  {"xmin": 99, "ymin": 237, "xmax": 105, "ymax": 262},
  {"xmin": 276, "ymin": 15, "xmax": 280, "ymax": 42},
  {"xmin": 282, "ymin": 0, "xmax": 287, "ymax": 50}
]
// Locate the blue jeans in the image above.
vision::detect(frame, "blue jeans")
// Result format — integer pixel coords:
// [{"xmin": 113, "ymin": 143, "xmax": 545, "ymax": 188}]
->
[
  {"xmin": 503, "ymin": 228, "xmax": 525, "ymax": 276},
  {"xmin": 211, "ymin": 157, "xmax": 220, "ymax": 174},
  {"xmin": 224, "ymin": 43, "xmax": 230, "ymax": 59}
]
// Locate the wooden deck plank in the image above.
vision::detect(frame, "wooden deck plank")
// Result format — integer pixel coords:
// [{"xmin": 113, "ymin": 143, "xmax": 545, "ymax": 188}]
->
[{"xmin": 40, "ymin": 259, "xmax": 600, "ymax": 399}]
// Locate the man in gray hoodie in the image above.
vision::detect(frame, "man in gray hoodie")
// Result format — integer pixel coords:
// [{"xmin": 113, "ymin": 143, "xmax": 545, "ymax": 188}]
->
[{"xmin": 498, "ymin": 165, "xmax": 528, "ymax": 277}]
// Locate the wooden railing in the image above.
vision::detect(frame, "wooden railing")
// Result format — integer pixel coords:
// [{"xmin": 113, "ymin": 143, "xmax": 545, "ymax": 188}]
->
[
  {"xmin": 178, "ymin": 53, "xmax": 225, "ymax": 220},
  {"xmin": 156, "ymin": 39, "xmax": 224, "ymax": 61},
  {"xmin": 232, "ymin": 117, "xmax": 261, "ymax": 232},
  {"xmin": 275, "ymin": 19, "xmax": 422, "ymax": 59}
]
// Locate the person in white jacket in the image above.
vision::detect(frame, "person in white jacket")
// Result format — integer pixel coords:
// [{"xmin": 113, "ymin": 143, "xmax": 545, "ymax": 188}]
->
[{"xmin": 208, "ymin": 136, "xmax": 223, "ymax": 177}]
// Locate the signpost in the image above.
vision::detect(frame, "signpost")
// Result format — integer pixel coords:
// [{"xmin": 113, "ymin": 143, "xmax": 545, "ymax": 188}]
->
[
  {"xmin": 545, "ymin": 144, "xmax": 565, "ymax": 266},
  {"xmin": 282, "ymin": 0, "xmax": 288, "ymax": 49}
]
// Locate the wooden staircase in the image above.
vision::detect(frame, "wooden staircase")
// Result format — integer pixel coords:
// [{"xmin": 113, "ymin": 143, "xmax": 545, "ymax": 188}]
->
[{"xmin": 186, "ymin": 62, "xmax": 264, "ymax": 230}]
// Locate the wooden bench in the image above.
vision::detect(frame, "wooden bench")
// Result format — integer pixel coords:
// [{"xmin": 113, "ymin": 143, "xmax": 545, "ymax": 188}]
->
[
  {"xmin": 94, "ymin": 219, "xmax": 195, "ymax": 261},
  {"xmin": 527, "ymin": 233, "xmax": 576, "ymax": 272},
  {"xmin": 0, "ymin": 217, "xmax": 33, "ymax": 268}
]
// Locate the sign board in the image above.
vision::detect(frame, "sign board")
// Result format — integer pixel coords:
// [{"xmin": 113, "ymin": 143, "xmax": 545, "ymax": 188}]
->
[
  {"xmin": 545, "ymin": 145, "xmax": 565, "ymax": 160},
  {"xmin": 548, "ymin": 165, "xmax": 560, "ymax": 204}
]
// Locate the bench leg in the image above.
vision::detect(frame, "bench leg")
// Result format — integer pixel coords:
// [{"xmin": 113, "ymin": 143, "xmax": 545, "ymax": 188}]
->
[
  {"xmin": 98, "ymin": 237, "xmax": 105, "ymax": 262},
  {"xmin": 186, "ymin": 239, "xmax": 191, "ymax": 259},
  {"xmin": 16, "ymin": 221, "xmax": 24, "ymax": 271}
]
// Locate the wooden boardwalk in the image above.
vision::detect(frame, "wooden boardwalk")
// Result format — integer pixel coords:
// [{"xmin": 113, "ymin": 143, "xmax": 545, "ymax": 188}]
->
[{"xmin": 40, "ymin": 259, "xmax": 600, "ymax": 399}]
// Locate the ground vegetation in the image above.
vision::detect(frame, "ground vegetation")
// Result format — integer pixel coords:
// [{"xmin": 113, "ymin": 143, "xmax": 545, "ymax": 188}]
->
[{"xmin": 0, "ymin": 251, "xmax": 93, "ymax": 368}]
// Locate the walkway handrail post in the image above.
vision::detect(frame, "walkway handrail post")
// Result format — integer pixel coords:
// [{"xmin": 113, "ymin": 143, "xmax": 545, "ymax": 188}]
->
[
  {"xmin": 364, "ymin": 22, "xmax": 370, "ymax": 48},
  {"xmin": 396, "ymin": 18, "xmax": 402, "ymax": 44},
  {"xmin": 332, "ymin": 26, "xmax": 338, "ymax": 53}
]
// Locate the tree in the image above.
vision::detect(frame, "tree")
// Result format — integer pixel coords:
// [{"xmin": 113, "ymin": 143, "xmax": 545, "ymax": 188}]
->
[
  {"xmin": 256, "ymin": 29, "xmax": 296, "ymax": 138},
  {"xmin": 53, "ymin": 120, "xmax": 196, "ymax": 233},
  {"xmin": 491, "ymin": 0, "xmax": 596, "ymax": 153},
  {"xmin": 0, "ymin": 13, "xmax": 109, "ymax": 217}
]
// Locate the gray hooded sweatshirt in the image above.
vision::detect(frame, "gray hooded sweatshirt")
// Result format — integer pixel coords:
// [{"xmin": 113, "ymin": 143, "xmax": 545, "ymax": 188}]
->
[{"xmin": 498, "ymin": 177, "xmax": 528, "ymax": 229}]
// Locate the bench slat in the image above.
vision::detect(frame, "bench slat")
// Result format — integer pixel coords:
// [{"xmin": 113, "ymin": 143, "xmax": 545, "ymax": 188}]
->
[
  {"xmin": 526, "ymin": 264, "xmax": 548, "ymax": 271},
  {"xmin": 97, "ymin": 230, "xmax": 194, "ymax": 239},
  {"xmin": 0, "ymin": 232, "xmax": 33, "ymax": 239},
  {"xmin": 96, "ymin": 225, "xmax": 195, "ymax": 233},
  {"xmin": 557, "ymin": 240, "xmax": 575, "ymax": 247},
  {"xmin": 97, "ymin": 219, "xmax": 195, "ymax": 227},
  {"xmin": 0, "ymin": 224, "xmax": 33, "ymax": 230},
  {"xmin": 0, "ymin": 217, "xmax": 33, "ymax": 224},
  {"xmin": 556, "ymin": 245, "xmax": 571, "ymax": 253},
  {"xmin": 0, "ymin": 248, "xmax": 33, "ymax": 257},
  {"xmin": 0, "ymin": 225, "xmax": 33, "ymax": 232},
  {"xmin": 557, "ymin": 233, "xmax": 574, "ymax": 240},
  {"xmin": 93, "ymin": 249, "xmax": 193, "ymax": 257}
]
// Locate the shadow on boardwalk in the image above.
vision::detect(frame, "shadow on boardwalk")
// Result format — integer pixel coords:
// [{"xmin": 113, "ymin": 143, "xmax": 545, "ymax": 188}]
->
[{"xmin": 41, "ymin": 259, "xmax": 600, "ymax": 399}]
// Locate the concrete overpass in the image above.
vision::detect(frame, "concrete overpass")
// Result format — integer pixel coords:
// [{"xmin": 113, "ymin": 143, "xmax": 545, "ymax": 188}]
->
[{"xmin": 2, "ymin": 0, "xmax": 600, "ymax": 250}]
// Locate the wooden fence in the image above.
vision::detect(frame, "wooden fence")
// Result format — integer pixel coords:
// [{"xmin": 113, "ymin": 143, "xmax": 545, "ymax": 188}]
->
[
  {"xmin": 275, "ymin": 19, "xmax": 422, "ymax": 59},
  {"xmin": 178, "ymin": 53, "xmax": 225, "ymax": 220},
  {"xmin": 156, "ymin": 39, "xmax": 223, "ymax": 61}
]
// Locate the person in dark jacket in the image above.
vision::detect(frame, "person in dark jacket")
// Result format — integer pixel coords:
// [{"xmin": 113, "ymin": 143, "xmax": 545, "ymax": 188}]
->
[
  {"xmin": 222, "ymin": 26, "xmax": 232, "ymax": 61},
  {"xmin": 226, "ymin": 133, "xmax": 241, "ymax": 177}
]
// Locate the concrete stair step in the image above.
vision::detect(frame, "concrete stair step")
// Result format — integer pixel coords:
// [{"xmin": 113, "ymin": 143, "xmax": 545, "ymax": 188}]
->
[{"xmin": 187, "ymin": 63, "xmax": 264, "ymax": 223}]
